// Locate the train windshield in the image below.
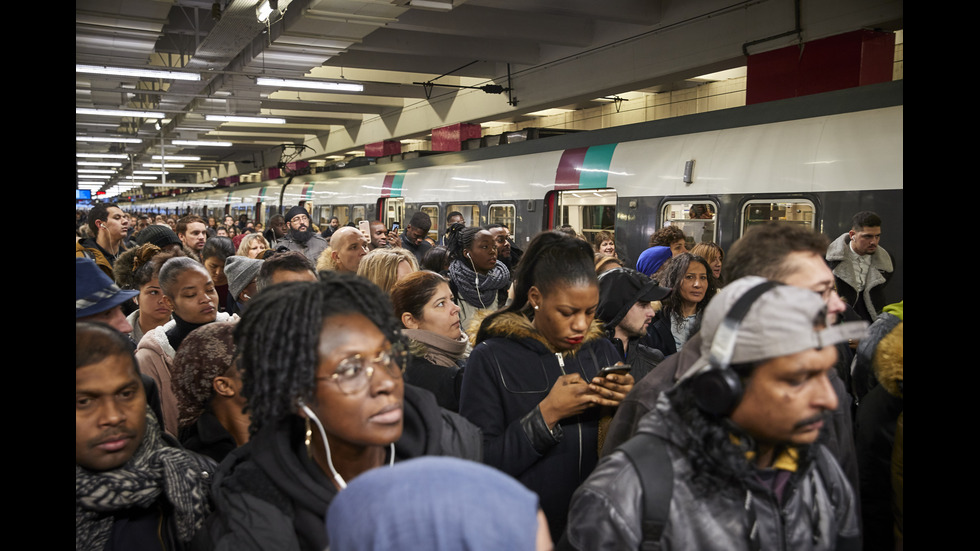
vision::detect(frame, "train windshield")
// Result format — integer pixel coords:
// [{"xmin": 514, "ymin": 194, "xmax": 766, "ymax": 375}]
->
[
  {"xmin": 661, "ymin": 201, "xmax": 718, "ymax": 247},
  {"xmin": 554, "ymin": 189, "xmax": 617, "ymax": 242},
  {"xmin": 741, "ymin": 200, "xmax": 815, "ymax": 235}
]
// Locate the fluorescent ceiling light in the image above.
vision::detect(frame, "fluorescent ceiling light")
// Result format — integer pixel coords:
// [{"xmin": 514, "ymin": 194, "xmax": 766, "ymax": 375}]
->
[
  {"xmin": 77, "ymin": 169, "xmax": 117, "ymax": 174},
  {"xmin": 152, "ymin": 155, "xmax": 201, "ymax": 161},
  {"xmin": 256, "ymin": 0, "xmax": 273, "ymax": 21},
  {"xmin": 77, "ymin": 161, "xmax": 122, "ymax": 167},
  {"xmin": 206, "ymin": 114, "xmax": 286, "ymax": 124},
  {"xmin": 410, "ymin": 0, "xmax": 453, "ymax": 11},
  {"xmin": 144, "ymin": 163, "xmax": 185, "ymax": 168},
  {"xmin": 76, "ymin": 64, "xmax": 201, "ymax": 81},
  {"xmin": 172, "ymin": 140, "xmax": 233, "ymax": 147},
  {"xmin": 77, "ymin": 108, "xmax": 165, "ymax": 119},
  {"xmin": 76, "ymin": 136, "xmax": 142, "ymax": 144},
  {"xmin": 256, "ymin": 77, "xmax": 363, "ymax": 92},
  {"xmin": 78, "ymin": 174, "xmax": 113, "ymax": 179},
  {"xmin": 76, "ymin": 153, "xmax": 128, "ymax": 159},
  {"xmin": 133, "ymin": 170, "xmax": 170, "ymax": 175}
]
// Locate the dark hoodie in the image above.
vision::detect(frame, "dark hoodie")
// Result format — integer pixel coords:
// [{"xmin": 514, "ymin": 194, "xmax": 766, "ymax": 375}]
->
[
  {"xmin": 459, "ymin": 311, "xmax": 620, "ymax": 542},
  {"xmin": 199, "ymin": 385, "xmax": 481, "ymax": 551}
]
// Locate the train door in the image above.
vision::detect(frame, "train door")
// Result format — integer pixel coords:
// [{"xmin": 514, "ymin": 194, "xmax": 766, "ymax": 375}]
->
[
  {"xmin": 549, "ymin": 189, "xmax": 618, "ymax": 243},
  {"xmin": 488, "ymin": 203, "xmax": 517, "ymax": 241},
  {"xmin": 351, "ymin": 205, "xmax": 367, "ymax": 225},
  {"xmin": 660, "ymin": 200, "xmax": 720, "ymax": 249},
  {"xmin": 333, "ymin": 206, "xmax": 350, "ymax": 226},
  {"xmin": 740, "ymin": 199, "xmax": 815, "ymax": 235},
  {"xmin": 378, "ymin": 197, "xmax": 405, "ymax": 230}
]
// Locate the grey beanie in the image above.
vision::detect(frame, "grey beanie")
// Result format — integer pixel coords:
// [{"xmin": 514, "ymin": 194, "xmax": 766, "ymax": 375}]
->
[{"xmin": 225, "ymin": 255, "xmax": 264, "ymax": 299}]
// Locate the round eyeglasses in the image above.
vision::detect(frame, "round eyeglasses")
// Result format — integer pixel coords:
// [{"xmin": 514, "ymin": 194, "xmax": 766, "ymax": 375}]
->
[{"xmin": 316, "ymin": 347, "xmax": 407, "ymax": 395}]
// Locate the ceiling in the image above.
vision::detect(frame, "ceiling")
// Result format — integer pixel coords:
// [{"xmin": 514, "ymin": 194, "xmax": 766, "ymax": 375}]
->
[{"xmin": 76, "ymin": 0, "xmax": 903, "ymax": 195}]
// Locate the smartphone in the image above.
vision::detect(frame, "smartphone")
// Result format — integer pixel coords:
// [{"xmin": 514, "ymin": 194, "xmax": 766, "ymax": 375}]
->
[
  {"xmin": 391, "ymin": 222, "xmax": 400, "ymax": 231},
  {"xmin": 358, "ymin": 219, "xmax": 370, "ymax": 238},
  {"xmin": 596, "ymin": 365, "xmax": 631, "ymax": 378}
]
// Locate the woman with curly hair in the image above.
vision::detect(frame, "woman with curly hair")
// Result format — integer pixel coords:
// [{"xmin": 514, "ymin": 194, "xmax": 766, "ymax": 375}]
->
[
  {"xmin": 643, "ymin": 252, "xmax": 718, "ymax": 356},
  {"xmin": 199, "ymin": 273, "xmax": 481, "ymax": 550},
  {"xmin": 649, "ymin": 225, "xmax": 689, "ymax": 257},
  {"xmin": 593, "ymin": 230, "xmax": 617, "ymax": 258},
  {"xmin": 113, "ymin": 243, "xmax": 179, "ymax": 345}
]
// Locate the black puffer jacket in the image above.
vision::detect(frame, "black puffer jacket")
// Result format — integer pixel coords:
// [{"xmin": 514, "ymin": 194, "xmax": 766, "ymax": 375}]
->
[
  {"xmin": 196, "ymin": 385, "xmax": 482, "ymax": 551},
  {"xmin": 459, "ymin": 311, "xmax": 621, "ymax": 542}
]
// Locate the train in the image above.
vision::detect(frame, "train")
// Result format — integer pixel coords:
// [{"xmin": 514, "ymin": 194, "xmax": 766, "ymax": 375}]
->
[{"xmin": 124, "ymin": 80, "xmax": 903, "ymax": 305}]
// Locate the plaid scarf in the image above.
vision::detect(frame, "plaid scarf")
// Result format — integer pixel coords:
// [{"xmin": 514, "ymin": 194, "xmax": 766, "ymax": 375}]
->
[{"xmin": 75, "ymin": 411, "xmax": 213, "ymax": 550}]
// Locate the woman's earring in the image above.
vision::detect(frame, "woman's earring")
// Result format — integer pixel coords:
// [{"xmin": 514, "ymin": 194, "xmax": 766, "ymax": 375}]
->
[{"xmin": 534, "ymin": 305, "xmax": 539, "ymax": 310}]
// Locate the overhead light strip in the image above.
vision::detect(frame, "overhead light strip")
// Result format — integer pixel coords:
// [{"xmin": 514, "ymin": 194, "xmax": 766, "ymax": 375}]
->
[
  {"xmin": 172, "ymin": 140, "xmax": 233, "ymax": 147},
  {"xmin": 206, "ymin": 114, "xmax": 286, "ymax": 124},
  {"xmin": 76, "ymin": 64, "xmax": 201, "ymax": 81},
  {"xmin": 77, "ymin": 108, "xmax": 165, "ymax": 119},
  {"xmin": 256, "ymin": 77, "xmax": 363, "ymax": 92},
  {"xmin": 76, "ymin": 136, "xmax": 142, "ymax": 144}
]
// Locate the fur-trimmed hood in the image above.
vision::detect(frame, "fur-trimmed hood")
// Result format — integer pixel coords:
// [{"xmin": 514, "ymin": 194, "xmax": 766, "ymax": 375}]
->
[
  {"xmin": 873, "ymin": 321, "xmax": 903, "ymax": 398},
  {"xmin": 476, "ymin": 310, "xmax": 606, "ymax": 356}
]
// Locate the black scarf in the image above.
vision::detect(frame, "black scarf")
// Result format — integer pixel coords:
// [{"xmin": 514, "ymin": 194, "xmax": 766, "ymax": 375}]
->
[
  {"xmin": 448, "ymin": 259, "xmax": 510, "ymax": 309},
  {"xmin": 75, "ymin": 411, "xmax": 213, "ymax": 550}
]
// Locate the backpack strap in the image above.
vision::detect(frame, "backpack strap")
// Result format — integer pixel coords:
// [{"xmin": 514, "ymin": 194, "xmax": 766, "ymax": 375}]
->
[{"xmin": 618, "ymin": 432, "xmax": 673, "ymax": 551}]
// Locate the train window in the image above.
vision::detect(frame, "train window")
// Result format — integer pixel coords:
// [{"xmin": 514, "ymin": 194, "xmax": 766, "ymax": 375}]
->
[
  {"xmin": 555, "ymin": 189, "xmax": 617, "ymax": 241},
  {"xmin": 420, "ymin": 205, "xmax": 439, "ymax": 241},
  {"xmin": 448, "ymin": 204, "xmax": 481, "ymax": 228},
  {"xmin": 488, "ymin": 204, "xmax": 516, "ymax": 240},
  {"xmin": 333, "ymin": 206, "xmax": 350, "ymax": 226},
  {"xmin": 740, "ymin": 200, "xmax": 815, "ymax": 235},
  {"xmin": 352, "ymin": 205, "xmax": 366, "ymax": 224},
  {"xmin": 660, "ymin": 201, "xmax": 718, "ymax": 247}
]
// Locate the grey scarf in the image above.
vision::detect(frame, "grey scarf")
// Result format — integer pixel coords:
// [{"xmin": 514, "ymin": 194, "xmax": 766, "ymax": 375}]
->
[{"xmin": 448, "ymin": 259, "xmax": 510, "ymax": 309}]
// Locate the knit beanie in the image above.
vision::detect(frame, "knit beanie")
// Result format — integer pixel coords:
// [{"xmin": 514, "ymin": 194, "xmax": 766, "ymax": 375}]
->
[
  {"xmin": 327, "ymin": 456, "xmax": 540, "ymax": 551},
  {"xmin": 225, "ymin": 255, "xmax": 264, "ymax": 299},
  {"xmin": 134, "ymin": 224, "xmax": 182, "ymax": 249},
  {"xmin": 285, "ymin": 205, "xmax": 308, "ymax": 223},
  {"xmin": 171, "ymin": 321, "xmax": 237, "ymax": 428}
]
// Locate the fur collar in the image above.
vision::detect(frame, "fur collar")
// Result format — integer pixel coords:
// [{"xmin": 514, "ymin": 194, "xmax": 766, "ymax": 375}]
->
[
  {"xmin": 827, "ymin": 233, "xmax": 893, "ymax": 314},
  {"xmin": 478, "ymin": 310, "xmax": 606, "ymax": 356},
  {"xmin": 826, "ymin": 233, "xmax": 893, "ymax": 272}
]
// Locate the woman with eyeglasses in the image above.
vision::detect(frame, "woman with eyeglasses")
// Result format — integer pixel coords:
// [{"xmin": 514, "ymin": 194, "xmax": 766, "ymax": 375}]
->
[{"xmin": 199, "ymin": 272, "xmax": 481, "ymax": 550}]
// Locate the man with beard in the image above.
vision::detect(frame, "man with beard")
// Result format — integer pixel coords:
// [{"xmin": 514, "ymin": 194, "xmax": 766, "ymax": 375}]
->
[
  {"xmin": 320, "ymin": 216, "xmax": 341, "ymax": 240},
  {"xmin": 596, "ymin": 268, "xmax": 670, "ymax": 383},
  {"xmin": 277, "ymin": 206, "xmax": 328, "ymax": 266}
]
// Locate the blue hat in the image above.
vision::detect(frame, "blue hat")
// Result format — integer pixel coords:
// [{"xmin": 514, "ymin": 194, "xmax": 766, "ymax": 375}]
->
[
  {"xmin": 636, "ymin": 246, "xmax": 673, "ymax": 276},
  {"xmin": 76, "ymin": 258, "xmax": 139, "ymax": 318},
  {"xmin": 327, "ymin": 457, "xmax": 540, "ymax": 551}
]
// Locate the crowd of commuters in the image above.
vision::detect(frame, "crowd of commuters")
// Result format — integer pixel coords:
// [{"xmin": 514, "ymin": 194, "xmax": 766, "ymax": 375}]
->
[{"xmin": 77, "ymin": 205, "xmax": 901, "ymax": 550}]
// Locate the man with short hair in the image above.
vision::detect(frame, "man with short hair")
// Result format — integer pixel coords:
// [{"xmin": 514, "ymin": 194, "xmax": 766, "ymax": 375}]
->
[
  {"xmin": 76, "ymin": 203, "xmax": 130, "ymax": 277},
  {"xmin": 76, "ymin": 257, "xmax": 138, "ymax": 337},
  {"xmin": 443, "ymin": 211, "xmax": 465, "ymax": 244},
  {"xmin": 596, "ymin": 268, "xmax": 670, "ymax": 382},
  {"xmin": 325, "ymin": 226, "xmax": 369, "ymax": 273},
  {"xmin": 601, "ymin": 222, "xmax": 860, "ymax": 496},
  {"xmin": 367, "ymin": 220, "xmax": 389, "ymax": 249},
  {"xmin": 263, "ymin": 213, "xmax": 287, "ymax": 250},
  {"xmin": 255, "ymin": 251, "xmax": 318, "ymax": 292},
  {"xmin": 277, "ymin": 206, "xmax": 328, "ymax": 266},
  {"xmin": 826, "ymin": 211, "xmax": 893, "ymax": 322},
  {"xmin": 133, "ymin": 224, "xmax": 184, "ymax": 255},
  {"xmin": 320, "ymin": 216, "xmax": 341, "ymax": 239},
  {"xmin": 76, "ymin": 322, "xmax": 214, "ymax": 549},
  {"xmin": 401, "ymin": 211, "xmax": 433, "ymax": 264},
  {"xmin": 487, "ymin": 223, "xmax": 523, "ymax": 272},
  {"xmin": 176, "ymin": 215, "xmax": 208, "ymax": 260},
  {"xmin": 563, "ymin": 277, "xmax": 866, "ymax": 550}
]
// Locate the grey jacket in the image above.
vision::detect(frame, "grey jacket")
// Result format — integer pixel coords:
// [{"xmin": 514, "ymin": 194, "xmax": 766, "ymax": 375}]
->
[
  {"xmin": 277, "ymin": 233, "xmax": 328, "ymax": 266},
  {"xmin": 564, "ymin": 394, "xmax": 861, "ymax": 551}
]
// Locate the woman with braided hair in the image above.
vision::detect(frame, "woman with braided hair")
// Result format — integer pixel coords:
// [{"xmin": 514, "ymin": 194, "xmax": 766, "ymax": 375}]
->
[
  {"xmin": 199, "ymin": 272, "xmax": 481, "ymax": 551},
  {"xmin": 113, "ymin": 243, "xmax": 177, "ymax": 345},
  {"xmin": 445, "ymin": 222, "xmax": 511, "ymax": 332}
]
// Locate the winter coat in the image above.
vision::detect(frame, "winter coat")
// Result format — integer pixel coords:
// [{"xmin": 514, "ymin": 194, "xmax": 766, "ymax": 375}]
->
[
  {"xmin": 76, "ymin": 238, "xmax": 115, "ymax": 278},
  {"xmin": 459, "ymin": 311, "xmax": 621, "ymax": 542},
  {"xmin": 197, "ymin": 385, "xmax": 482, "ymax": 551},
  {"xmin": 563, "ymin": 394, "xmax": 861, "ymax": 551},
  {"xmin": 826, "ymin": 233, "xmax": 894, "ymax": 322},
  {"xmin": 277, "ymin": 233, "xmax": 328, "ymax": 266}
]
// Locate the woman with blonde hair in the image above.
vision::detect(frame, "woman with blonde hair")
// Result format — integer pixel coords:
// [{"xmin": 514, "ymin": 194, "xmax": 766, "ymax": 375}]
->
[
  {"xmin": 690, "ymin": 242, "xmax": 725, "ymax": 285},
  {"xmin": 356, "ymin": 247, "xmax": 419, "ymax": 294},
  {"xmin": 237, "ymin": 232, "xmax": 270, "ymax": 259}
]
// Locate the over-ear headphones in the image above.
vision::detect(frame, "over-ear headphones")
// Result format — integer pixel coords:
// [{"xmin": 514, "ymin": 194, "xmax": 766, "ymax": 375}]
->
[{"xmin": 691, "ymin": 280, "xmax": 780, "ymax": 416}]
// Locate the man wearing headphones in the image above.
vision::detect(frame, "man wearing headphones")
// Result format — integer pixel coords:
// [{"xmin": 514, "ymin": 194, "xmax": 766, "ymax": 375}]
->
[
  {"xmin": 561, "ymin": 277, "xmax": 866, "ymax": 550},
  {"xmin": 76, "ymin": 203, "xmax": 130, "ymax": 277}
]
